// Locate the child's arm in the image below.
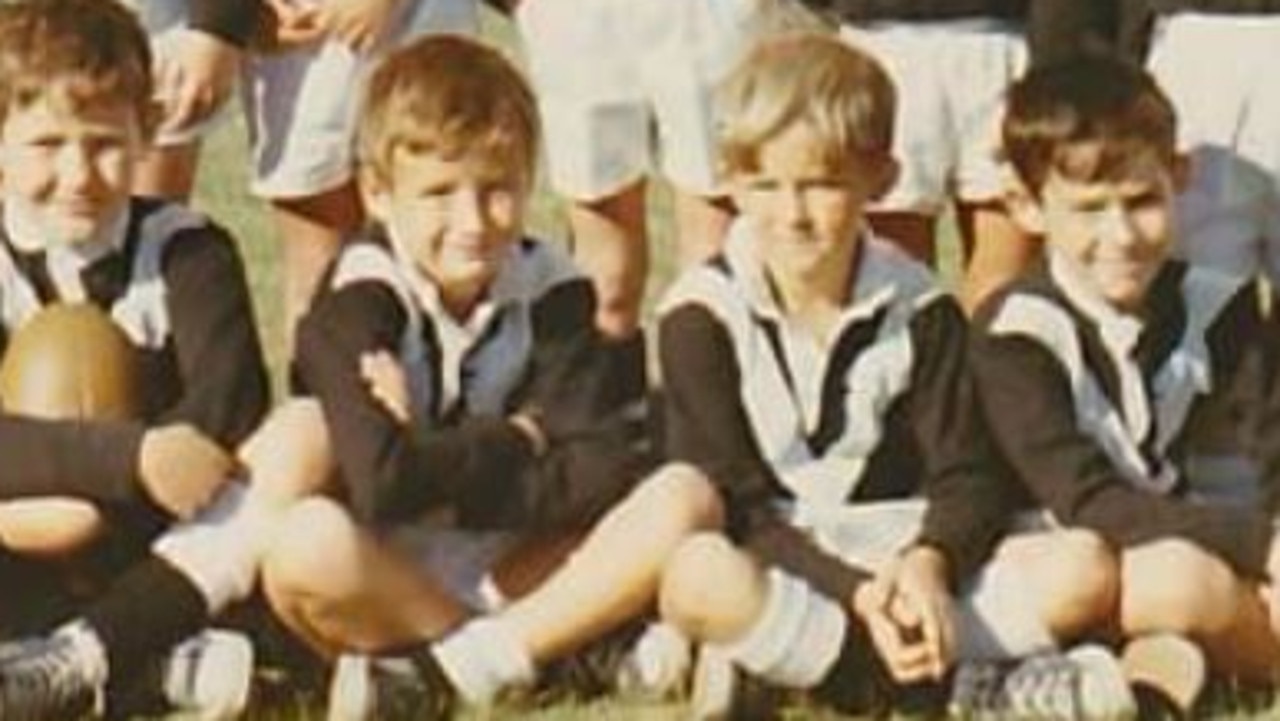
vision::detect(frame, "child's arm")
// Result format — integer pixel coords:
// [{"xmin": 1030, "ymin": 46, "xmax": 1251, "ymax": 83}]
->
[
  {"xmin": 296, "ymin": 280, "xmax": 537, "ymax": 526},
  {"xmin": 659, "ymin": 301, "xmax": 874, "ymax": 604},
  {"xmin": 907, "ymin": 296, "xmax": 1017, "ymax": 585},
  {"xmin": 971, "ymin": 299, "xmax": 1275, "ymax": 578},
  {"xmin": 156, "ymin": 223, "xmax": 271, "ymax": 450}
]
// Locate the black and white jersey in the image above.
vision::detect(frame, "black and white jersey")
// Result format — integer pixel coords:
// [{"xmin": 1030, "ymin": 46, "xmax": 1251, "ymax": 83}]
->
[
  {"xmin": 0, "ymin": 198, "xmax": 270, "ymax": 508},
  {"xmin": 660, "ymin": 220, "xmax": 1012, "ymax": 602},
  {"xmin": 295, "ymin": 230, "xmax": 648, "ymax": 530},
  {"xmin": 972, "ymin": 251, "xmax": 1280, "ymax": 576}
]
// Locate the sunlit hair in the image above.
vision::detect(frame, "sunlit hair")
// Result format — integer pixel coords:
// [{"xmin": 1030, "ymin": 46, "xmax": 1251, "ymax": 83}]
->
[
  {"xmin": 717, "ymin": 33, "xmax": 895, "ymax": 177},
  {"xmin": 357, "ymin": 35, "xmax": 539, "ymax": 188},
  {"xmin": 1002, "ymin": 53, "xmax": 1178, "ymax": 198},
  {"xmin": 0, "ymin": 0, "xmax": 155, "ymax": 137}
]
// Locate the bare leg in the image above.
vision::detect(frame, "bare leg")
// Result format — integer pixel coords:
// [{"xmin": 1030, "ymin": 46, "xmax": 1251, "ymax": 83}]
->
[
  {"xmin": 867, "ymin": 211, "xmax": 937, "ymax": 266},
  {"xmin": 957, "ymin": 201, "xmax": 1040, "ymax": 314},
  {"xmin": 133, "ymin": 143, "xmax": 201, "ymax": 201},
  {"xmin": 495, "ymin": 464, "xmax": 722, "ymax": 662},
  {"xmin": 673, "ymin": 190, "xmax": 733, "ymax": 269},
  {"xmin": 0, "ymin": 500, "xmax": 104, "ymax": 557},
  {"xmin": 568, "ymin": 180, "xmax": 648, "ymax": 339},
  {"xmin": 1123, "ymin": 540, "xmax": 1280, "ymax": 683},
  {"xmin": 269, "ymin": 182, "xmax": 363, "ymax": 346}
]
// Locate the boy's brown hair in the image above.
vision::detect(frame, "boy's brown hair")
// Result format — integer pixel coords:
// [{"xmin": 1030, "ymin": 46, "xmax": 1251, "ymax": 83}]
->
[
  {"xmin": 356, "ymin": 35, "xmax": 540, "ymax": 188},
  {"xmin": 717, "ymin": 33, "xmax": 896, "ymax": 177},
  {"xmin": 1002, "ymin": 53, "xmax": 1178, "ymax": 198},
  {"xmin": 0, "ymin": 0, "xmax": 155, "ymax": 135}
]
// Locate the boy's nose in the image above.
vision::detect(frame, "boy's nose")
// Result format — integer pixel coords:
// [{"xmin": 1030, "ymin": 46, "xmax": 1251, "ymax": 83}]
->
[
  {"xmin": 1097, "ymin": 203, "xmax": 1138, "ymax": 246},
  {"xmin": 451, "ymin": 187, "xmax": 487, "ymax": 232},
  {"xmin": 780, "ymin": 186, "xmax": 809, "ymax": 225},
  {"xmin": 56, "ymin": 144, "xmax": 97, "ymax": 190}
]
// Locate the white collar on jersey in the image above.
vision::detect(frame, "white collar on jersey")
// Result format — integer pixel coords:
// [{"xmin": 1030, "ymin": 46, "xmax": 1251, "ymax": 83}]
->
[
  {"xmin": 2, "ymin": 201, "xmax": 129, "ymax": 303},
  {"xmin": 722, "ymin": 216, "xmax": 931, "ymax": 326},
  {"xmin": 1046, "ymin": 247, "xmax": 1144, "ymax": 356}
]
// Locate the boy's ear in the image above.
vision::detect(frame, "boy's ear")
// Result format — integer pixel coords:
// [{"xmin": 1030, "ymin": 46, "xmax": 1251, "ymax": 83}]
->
[
  {"xmin": 1000, "ymin": 168, "xmax": 1046, "ymax": 236},
  {"xmin": 358, "ymin": 168, "xmax": 391, "ymax": 224}
]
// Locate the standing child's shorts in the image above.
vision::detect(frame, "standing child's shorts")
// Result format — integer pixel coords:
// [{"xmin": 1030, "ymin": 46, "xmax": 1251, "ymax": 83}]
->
[
  {"xmin": 837, "ymin": 19, "xmax": 1027, "ymax": 215},
  {"xmin": 128, "ymin": 0, "xmax": 478, "ymax": 198},
  {"xmin": 515, "ymin": 0, "xmax": 758, "ymax": 200},
  {"xmin": 1148, "ymin": 12, "xmax": 1280, "ymax": 282}
]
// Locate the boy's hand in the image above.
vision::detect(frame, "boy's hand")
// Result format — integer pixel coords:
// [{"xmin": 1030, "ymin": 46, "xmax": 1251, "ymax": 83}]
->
[
  {"xmin": 360, "ymin": 350, "xmax": 411, "ymax": 425},
  {"xmin": 887, "ymin": 545, "xmax": 956, "ymax": 680},
  {"xmin": 261, "ymin": 0, "xmax": 327, "ymax": 49},
  {"xmin": 851, "ymin": 577, "xmax": 934, "ymax": 684},
  {"xmin": 153, "ymin": 30, "xmax": 240, "ymax": 136},
  {"xmin": 319, "ymin": 0, "xmax": 400, "ymax": 53},
  {"xmin": 139, "ymin": 424, "xmax": 236, "ymax": 519}
]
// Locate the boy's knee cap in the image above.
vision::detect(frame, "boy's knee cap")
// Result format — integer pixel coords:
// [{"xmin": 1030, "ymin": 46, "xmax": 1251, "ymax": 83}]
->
[
  {"xmin": 1123, "ymin": 540, "xmax": 1239, "ymax": 634},
  {"xmin": 660, "ymin": 533, "xmax": 757, "ymax": 631},
  {"xmin": 640, "ymin": 464, "xmax": 724, "ymax": 532},
  {"xmin": 1043, "ymin": 530, "xmax": 1119, "ymax": 632},
  {"xmin": 262, "ymin": 497, "xmax": 356, "ymax": 592}
]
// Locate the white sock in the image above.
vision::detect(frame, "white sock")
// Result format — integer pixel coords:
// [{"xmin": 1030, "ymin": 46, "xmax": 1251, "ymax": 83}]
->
[
  {"xmin": 720, "ymin": 568, "xmax": 847, "ymax": 688},
  {"xmin": 431, "ymin": 618, "xmax": 535, "ymax": 703},
  {"xmin": 955, "ymin": 559, "xmax": 1057, "ymax": 661},
  {"xmin": 54, "ymin": 620, "xmax": 109, "ymax": 689},
  {"xmin": 626, "ymin": 622, "xmax": 692, "ymax": 694},
  {"xmin": 151, "ymin": 480, "xmax": 273, "ymax": 611}
]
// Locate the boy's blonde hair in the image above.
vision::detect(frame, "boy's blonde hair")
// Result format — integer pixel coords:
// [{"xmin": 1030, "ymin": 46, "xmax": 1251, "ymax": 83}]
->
[
  {"xmin": 1002, "ymin": 53, "xmax": 1178, "ymax": 198},
  {"xmin": 0, "ymin": 0, "xmax": 155, "ymax": 136},
  {"xmin": 717, "ymin": 33, "xmax": 895, "ymax": 177},
  {"xmin": 357, "ymin": 35, "xmax": 540, "ymax": 188}
]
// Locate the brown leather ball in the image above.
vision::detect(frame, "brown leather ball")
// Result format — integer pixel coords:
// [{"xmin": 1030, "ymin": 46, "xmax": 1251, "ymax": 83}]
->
[{"xmin": 0, "ymin": 303, "xmax": 139, "ymax": 420}]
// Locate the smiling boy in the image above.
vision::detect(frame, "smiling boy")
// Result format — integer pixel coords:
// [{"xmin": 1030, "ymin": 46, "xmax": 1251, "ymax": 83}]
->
[{"xmin": 973, "ymin": 53, "xmax": 1280, "ymax": 702}]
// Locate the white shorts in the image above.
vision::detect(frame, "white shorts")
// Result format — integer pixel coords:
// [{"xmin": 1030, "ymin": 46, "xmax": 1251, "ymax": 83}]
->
[
  {"xmin": 1148, "ymin": 13, "xmax": 1280, "ymax": 282},
  {"xmin": 389, "ymin": 518, "xmax": 519, "ymax": 613},
  {"xmin": 515, "ymin": 0, "xmax": 758, "ymax": 199},
  {"xmin": 837, "ymin": 19, "xmax": 1027, "ymax": 214},
  {"xmin": 129, "ymin": 0, "xmax": 478, "ymax": 198},
  {"xmin": 792, "ymin": 499, "xmax": 1055, "ymax": 663}
]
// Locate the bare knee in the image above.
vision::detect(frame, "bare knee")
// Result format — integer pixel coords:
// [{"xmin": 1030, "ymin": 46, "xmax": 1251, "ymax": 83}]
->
[
  {"xmin": 1036, "ymin": 530, "xmax": 1120, "ymax": 638},
  {"xmin": 628, "ymin": 464, "xmax": 724, "ymax": 540},
  {"xmin": 239, "ymin": 400, "xmax": 333, "ymax": 506},
  {"xmin": 261, "ymin": 497, "xmax": 361, "ymax": 608},
  {"xmin": 659, "ymin": 532, "xmax": 766, "ymax": 643},
  {"xmin": 1122, "ymin": 540, "xmax": 1240, "ymax": 637}
]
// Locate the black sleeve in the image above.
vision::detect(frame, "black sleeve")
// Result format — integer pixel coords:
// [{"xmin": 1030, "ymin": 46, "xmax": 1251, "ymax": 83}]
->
[
  {"xmin": 660, "ymin": 303, "xmax": 872, "ymax": 604},
  {"xmin": 156, "ymin": 226, "xmax": 270, "ymax": 448},
  {"xmin": 907, "ymin": 299, "xmax": 1015, "ymax": 584},
  {"xmin": 971, "ymin": 298, "xmax": 1274, "ymax": 577},
  {"xmin": 1210, "ymin": 283, "xmax": 1280, "ymax": 517},
  {"xmin": 475, "ymin": 280, "xmax": 649, "ymax": 531},
  {"xmin": 295, "ymin": 281, "xmax": 535, "ymax": 527},
  {"xmin": 189, "ymin": 0, "xmax": 259, "ymax": 46},
  {"xmin": 0, "ymin": 225, "xmax": 269, "ymax": 506}
]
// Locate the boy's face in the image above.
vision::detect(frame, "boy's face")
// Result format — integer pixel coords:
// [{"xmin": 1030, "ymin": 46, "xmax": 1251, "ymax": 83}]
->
[
  {"xmin": 731, "ymin": 122, "xmax": 893, "ymax": 283},
  {"xmin": 367, "ymin": 147, "xmax": 527, "ymax": 305},
  {"xmin": 1037, "ymin": 164, "xmax": 1179, "ymax": 312},
  {"xmin": 0, "ymin": 94, "xmax": 144, "ymax": 248}
]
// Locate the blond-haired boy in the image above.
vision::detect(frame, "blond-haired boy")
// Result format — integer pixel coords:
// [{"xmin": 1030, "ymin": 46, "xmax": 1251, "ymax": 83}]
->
[{"xmin": 656, "ymin": 33, "xmax": 1130, "ymax": 719}]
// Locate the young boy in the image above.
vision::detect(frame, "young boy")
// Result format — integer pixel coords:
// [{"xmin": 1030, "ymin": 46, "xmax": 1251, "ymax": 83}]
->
[
  {"xmin": 246, "ymin": 34, "xmax": 722, "ymax": 719},
  {"xmin": 973, "ymin": 52, "xmax": 1280, "ymax": 702},
  {"xmin": 128, "ymin": 0, "xmax": 480, "ymax": 345},
  {"xmin": 0, "ymin": 0, "xmax": 273, "ymax": 717},
  {"xmin": 656, "ymin": 33, "xmax": 1131, "ymax": 719}
]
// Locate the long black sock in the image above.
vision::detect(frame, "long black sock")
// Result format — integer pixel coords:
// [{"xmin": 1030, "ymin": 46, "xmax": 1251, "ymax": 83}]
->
[{"xmin": 81, "ymin": 554, "xmax": 209, "ymax": 683}]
